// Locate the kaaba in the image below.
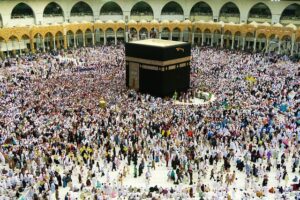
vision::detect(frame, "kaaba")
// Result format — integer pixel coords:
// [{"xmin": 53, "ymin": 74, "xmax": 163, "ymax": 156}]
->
[{"xmin": 125, "ymin": 39, "xmax": 191, "ymax": 97}]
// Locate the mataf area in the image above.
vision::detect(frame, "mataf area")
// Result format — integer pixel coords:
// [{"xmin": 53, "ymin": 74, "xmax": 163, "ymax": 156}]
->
[
  {"xmin": 0, "ymin": 0, "xmax": 300, "ymax": 200},
  {"xmin": 0, "ymin": 45, "xmax": 299, "ymax": 200}
]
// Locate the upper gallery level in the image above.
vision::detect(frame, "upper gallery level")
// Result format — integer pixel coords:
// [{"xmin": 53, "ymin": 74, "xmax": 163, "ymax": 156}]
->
[{"xmin": 0, "ymin": 0, "xmax": 299, "ymax": 28}]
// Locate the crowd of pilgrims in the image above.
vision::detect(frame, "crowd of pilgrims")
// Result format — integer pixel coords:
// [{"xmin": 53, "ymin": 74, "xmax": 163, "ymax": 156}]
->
[{"xmin": 0, "ymin": 44, "xmax": 299, "ymax": 200}]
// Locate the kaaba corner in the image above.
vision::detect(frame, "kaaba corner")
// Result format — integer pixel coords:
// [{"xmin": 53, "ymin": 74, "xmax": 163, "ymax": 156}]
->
[{"xmin": 125, "ymin": 39, "xmax": 191, "ymax": 97}]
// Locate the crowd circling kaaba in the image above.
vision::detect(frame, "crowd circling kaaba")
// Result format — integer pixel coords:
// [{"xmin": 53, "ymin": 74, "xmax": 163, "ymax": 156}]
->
[{"xmin": 0, "ymin": 43, "xmax": 299, "ymax": 199}]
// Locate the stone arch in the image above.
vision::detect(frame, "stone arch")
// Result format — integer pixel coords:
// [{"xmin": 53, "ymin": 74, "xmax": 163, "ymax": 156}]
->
[
  {"xmin": 281, "ymin": 35, "xmax": 292, "ymax": 41},
  {"xmin": 21, "ymin": 34, "xmax": 30, "ymax": 41},
  {"xmin": 203, "ymin": 28, "xmax": 212, "ymax": 45},
  {"xmin": 33, "ymin": 33, "xmax": 44, "ymax": 51},
  {"xmin": 20, "ymin": 34, "xmax": 30, "ymax": 52},
  {"xmin": 84, "ymin": 28, "xmax": 93, "ymax": 46},
  {"xmin": 8, "ymin": 35, "xmax": 19, "ymax": 42},
  {"xmin": 224, "ymin": 30, "xmax": 233, "ymax": 48},
  {"xmin": 43, "ymin": 2, "xmax": 64, "ymax": 17},
  {"xmin": 131, "ymin": 1, "xmax": 153, "ymax": 21},
  {"xmin": 116, "ymin": 27, "xmax": 125, "ymax": 42},
  {"xmin": 161, "ymin": 1, "xmax": 183, "ymax": 15},
  {"xmin": 75, "ymin": 29, "xmax": 84, "ymax": 47},
  {"xmin": 219, "ymin": 2, "xmax": 240, "ymax": 23},
  {"xmin": 161, "ymin": 27, "xmax": 171, "ymax": 40},
  {"xmin": 6, "ymin": 35, "xmax": 19, "ymax": 56},
  {"xmin": 129, "ymin": 27, "xmax": 138, "ymax": 40},
  {"xmin": 281, "ymin": 35, "xmax": 292, "ymax": 54},
  {"xmin": 44, "ymin": 32, "xmax": 54, "ymax": 50},
  {"xmin": 66, "ymin": 30, "xmax": 75, "ymax": 47},
  {"xmin": 194, "ymin": 28, "xmax": 202, "ymax": 44},
  {"xmin": 190, "ymin": 1, "xmax": 213, "ymax": 21},
  {"xmin": 280, "ymin": 3, "xmax": 300, "ymax": 25},
  {"xmin": 70, "ymin": 1, "xmax": 93, "ymax": 16},
  {"xmin": 149, "ymin": 28, "xmax": 158, "ymax": 38},
  {"xmin": 94, "ymin": 28, "xmax": 104, "ymax": 45},
  {"xmin": 100, "ymin": 1, "xmax": 123, "ymax": 15},
  {"xmin": 105, "ymin": 28, "xmax": 115, "ymax": 44},
  {"xmin": 248, "ymin": 3, "xmax": 271, "ymax": 23},
  {"xmin": 55, "ymin": 31, "xmax": 64, "ymax": 49},
  {"xmin": 213, "ymin": 29, "xmax": 222, "ymax": 46},
  {"xmin": 11, "ymin": 2, "xmax": 35, "ymax": 19},
  {"xmin": 257, "ymin": 33, "xmax": 268, "ymax": 52},
  {"xmin": 266, "ymin": 34, "xmax": 279, "ymax": 51},
  {"xmin": 172, "ymin": 27, "xmax": 181, "ymax": 41},
  {"xmin": 131, "ymin": 1, "xmax": 153, "ymax": 17},
  {"xmin": 139, "ymin": 27, "xmax": 148, "ymax": 39},
  {"xmin": 182, "ymin": 27, "xmax": 191, "ymax": 42},
  {"xmin": 233, "ymin": 31, "xmax": 242, "ymax": 49}
]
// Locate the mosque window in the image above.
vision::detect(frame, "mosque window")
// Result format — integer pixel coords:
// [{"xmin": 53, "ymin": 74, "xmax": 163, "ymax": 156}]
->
[
  {"xmin": 100, "ymin": 2, "xmax": 123, "ymax": 15},
  {"xmin": 11, "ymin": 3, "xmax": 34, "ymax": 19},
  {"xmin": 190, "ymin": 2, "xmax": 213, "ymax": 16},
  {"xmin": 131, "ymin": 1, "xmax": 153, "ymax": 16},
  {"xmin": 161, "ymin": 1, "xmax": 184, "ymax": 15},
  {"xmin": 219, "ymin": 2, "xmax": 240, "ymax": 17},
  {"xmin": 43, "ymin": 2, "xmax": 64, "ymax": 17},
  {"xmin": 281, "ymin": 3, "xmax": 300, "ymax": 20},
  {"xmin": 70, "ymin": 1, "xmax": 93, "ymax": 16},
  {"xmin": 248, "ymin": 3, "xmax": 271, "ymax": 19}
]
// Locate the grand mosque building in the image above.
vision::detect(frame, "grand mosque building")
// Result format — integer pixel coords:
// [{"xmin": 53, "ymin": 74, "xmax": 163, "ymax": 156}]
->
[{"xmin": 0, "ymin": 0, "xmax": 299, "ymax": 55}]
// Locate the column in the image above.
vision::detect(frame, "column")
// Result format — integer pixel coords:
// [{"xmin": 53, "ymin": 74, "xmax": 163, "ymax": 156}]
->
[
  {"xmin": 125, "ymin": 31, "xmax": 129, "ymax": 42},
  {"xmin": 159, "ymin": 32, "xmax": 162, "ymax": 39},
  {"xmin": 5, "ymin": 42, "xmax": 8, "ymax": 57},
  {"xmin": 237, "ymin": 37, "xmax": 240, "ymax": 49},
  {"xmin": 226, "ymin": 37, "xmax": 229, "ymax": 48},
  {"xmin": 124, "ymin": 28, "xmax": 128, "ymax": 42},
  {"xmin": 221, "ymin": 34, "xmax": 224, "ymax": 48},
  {"xmin": 92, "ymin": 32, "xmax": 95, "ymax": 46},
  {"xmin": 18, "ymin": 41, "xmax": 21, "ymax": 55},
  {"xmin": 211, "ymin": 33, "xmax": 214, "ymax": 47},
  {"xmin": 30, "ymin": 38, "xmax": 35, "ymax": 53},
  {"xmin": 147, "ymin": 31, "xmax": 150, "ymax": 39},
  {"xmin": 179, "ymin": 31, "xmax": 183, "ymax": 41},
  {"xmin": 11, "ymin": 40, "xmax": 15, "ymax": 56},
  {"xmin": 278, "ymin": 40, "xmax": 281, "ymax": 54},
  {"xmin": 83, "ymin": 33, "xmax": 86, "ymax": 47},
  {"xmin": 242, "ymin": 37, "xmax": 245, "ymax": 50},
  {"xmin": 73, "ymin": 34, "xmax": 77, "ymax": 48},
  {"xmin": 201, "ymin": 32, "xmax": 204, "ymax": 46},
  {"xmin": 137, "ymin": 31, "xmax": 140, "ymax": 40},
  {"xmin": 56, "ymin": 37, "xmax": 60, "ymax": 49},
  {"xmin": 191, "ymin": 32, "xmax": 194, "ymax": 45},
  {"xmin": 114, "ymin": 31, "xmax": 117, "ymax": 45},
  {"xmin": 291, "ymin": 41, "xmax": 294, "ymax": 56},
  {"xmin": 231, "ymin": 35, "xmax": 234, "ymax": 49},
  {"xmin": 259, "ymin": 41, "xmax": 262, "ymax": 51},
  {"xmin": 42, "ymin": 38, "xmax": 45, "ymax": 52},
  {"xmin": 104, "ymin": 32, "xmax": 107, "ymax": 45},
  {"xmin": 253, "ymin": 38, "xmax": 257, "ymax": 52},
  {"xmin": 265, "ymin": 38, "xmax": 269, "ymax": 53},
  {"xmin": 64, "ymin": 35, "xmax": 67, "ymax": 49},
  {"xmin": 291, "ymin": 35, "xmax": 295, "ymax": 56},
  {"xmin": 53, "ymin": 36, "xmax": 56, "ymax": 50},
  {"xmin": 169, "ymin": 32, "xmax": 173, "ymax": 40}
]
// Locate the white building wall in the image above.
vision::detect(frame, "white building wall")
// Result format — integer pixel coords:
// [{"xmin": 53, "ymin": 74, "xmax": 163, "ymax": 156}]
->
[{"xmin": 0, "ymin": 0, "xmax": 299, "ymax": 27}]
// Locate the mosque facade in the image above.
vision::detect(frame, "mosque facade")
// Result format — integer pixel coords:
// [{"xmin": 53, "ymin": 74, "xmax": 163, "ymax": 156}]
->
[{"xmin": 0, "ymin": 0, "xmax": 299, "ymax": 56}]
